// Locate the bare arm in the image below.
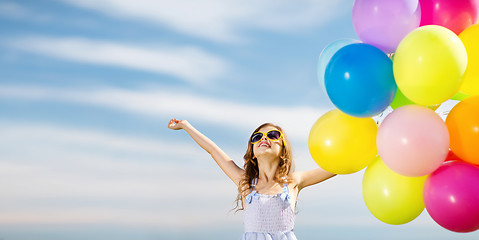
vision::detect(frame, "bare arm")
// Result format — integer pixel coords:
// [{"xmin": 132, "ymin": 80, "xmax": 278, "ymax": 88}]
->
[
  {"xmin": 293, "ymin": 168, "xmax": 336, "ymax": 191},
  {"xmin": 168, "ymin": 118, "xmax": 244, "ymax": 186}
]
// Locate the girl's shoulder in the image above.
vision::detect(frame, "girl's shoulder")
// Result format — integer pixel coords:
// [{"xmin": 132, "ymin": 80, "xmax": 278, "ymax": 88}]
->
[{"xmin": 286, "ymin": 173, "xmax": 300, "ymax": 187}]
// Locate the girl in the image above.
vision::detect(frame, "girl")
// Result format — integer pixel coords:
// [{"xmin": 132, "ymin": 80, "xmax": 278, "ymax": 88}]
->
[{"xmin": 168, "ymin": 118, "xmax": 336, "ymax": 240}]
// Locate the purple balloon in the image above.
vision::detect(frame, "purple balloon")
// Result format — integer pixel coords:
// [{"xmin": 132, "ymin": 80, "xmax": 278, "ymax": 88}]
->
[
  {"xmin": 352, "ymin": 0, "xmax": 421, "ymax": 53},
  {"xmin": 424, "ymin": 161, "xmax": 479, "ymax": 233}
]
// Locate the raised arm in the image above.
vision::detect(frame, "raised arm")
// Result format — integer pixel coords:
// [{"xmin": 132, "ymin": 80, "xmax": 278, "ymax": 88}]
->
[
  {"xmin": 168, "ymin": 118, "xmax": 244, "ymax": 186},
  {"xmin": 293, "ymin": 167, "xmax": 336, "ymax": 191}
]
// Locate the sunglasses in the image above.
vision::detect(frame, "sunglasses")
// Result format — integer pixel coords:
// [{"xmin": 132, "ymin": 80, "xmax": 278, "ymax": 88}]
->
[{"xmin": 250, "ymin": 130, "xmax": 283, "ymax": 144}]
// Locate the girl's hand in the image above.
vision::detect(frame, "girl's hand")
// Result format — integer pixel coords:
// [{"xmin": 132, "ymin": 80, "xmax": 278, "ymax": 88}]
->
[{"xmin": 168, "ymin": 118, "xmax": 187, "ymax": 130}]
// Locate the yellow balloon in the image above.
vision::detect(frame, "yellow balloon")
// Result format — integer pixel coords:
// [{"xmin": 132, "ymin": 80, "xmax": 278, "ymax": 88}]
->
[
  {"xmin": 459, "ymin": 24, "xmax": 479, "ymax": 96},
  {"xmin": 362, "ymin": 157, "xmax": 427, "ymax": 225},
  {"xmin": 308, "ymin": 109, "xmax": 377, "ymax": 174},
  {"xmin": 393, "ymin": 25, "xmax": 468, "ymax": 106}
]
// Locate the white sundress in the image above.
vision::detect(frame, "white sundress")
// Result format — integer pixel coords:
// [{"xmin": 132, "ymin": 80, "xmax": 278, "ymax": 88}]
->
[{"xmin": 241, "ymin": 178, "xmax": 297, "ymax": 240}]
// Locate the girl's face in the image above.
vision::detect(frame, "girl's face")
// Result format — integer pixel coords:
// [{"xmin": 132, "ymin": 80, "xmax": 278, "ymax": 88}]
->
[{"xmin": 252, "ymin": 126, "xmax": 283, "ymax": 159}]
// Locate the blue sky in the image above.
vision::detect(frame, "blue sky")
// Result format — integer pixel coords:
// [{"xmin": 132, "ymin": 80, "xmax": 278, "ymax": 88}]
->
[{"xmin": 0, "ymin": 0, "xmax": 478, "ymax": 240}]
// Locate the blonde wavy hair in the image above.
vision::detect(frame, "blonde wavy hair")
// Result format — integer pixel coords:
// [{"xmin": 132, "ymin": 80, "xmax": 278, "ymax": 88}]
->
[{"xmin": 234, "ymin": 123, "xmax": 294, "ymax": 211}]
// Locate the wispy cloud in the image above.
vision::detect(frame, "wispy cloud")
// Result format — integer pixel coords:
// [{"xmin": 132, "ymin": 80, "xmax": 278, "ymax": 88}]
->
[
  {"xmin": 0, "ymin": 123, "xmax": 205, "ymax": 163},
  {"xmin": 0, "ymin": 1, "xmax": 52, "ymax": 22},
  {"xmin": 0, "ymin": 122, "xmax": 243, "ymax": 227},
  {"xmin": 4, "ymin": 36, "xmax": 229, "ymax": 84},
  {"xmin": 59, "ymin": 0, "xmax": 351, "ymax": 42},
  {"xmin": 0, "ymin": 85, "xmax": 330, "ymax": 140}
]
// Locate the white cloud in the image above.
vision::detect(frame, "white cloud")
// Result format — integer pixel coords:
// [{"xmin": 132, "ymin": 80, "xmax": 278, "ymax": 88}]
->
[
  {"xmin": 0, "ymin": 122, "xmax": 205, "ymax": 163},
  {"xmin": 0, "ymin": 122, "xmax": 243, "ymax": 227},
  {"xmin": 59, "ymin": 0, "xmax": 352, "ymax": 42},
  {"xmin": 4, "ymin": 36, "xmax": 228, "ymax": 84},
  {"xmin": 0, "ymin": 85, "xmax": 330, "ymax": 140}
]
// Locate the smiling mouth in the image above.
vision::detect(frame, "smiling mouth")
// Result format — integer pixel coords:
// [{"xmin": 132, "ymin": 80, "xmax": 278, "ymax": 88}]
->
[{"xmin": 259, "ymin": 142, "xmax": 271, "ymax": 147}]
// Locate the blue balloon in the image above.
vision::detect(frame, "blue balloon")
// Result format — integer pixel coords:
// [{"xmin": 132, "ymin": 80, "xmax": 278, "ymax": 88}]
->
[
  {"xmin": 317, "ymin": 39, "xmax": 360, "ymax": 103},
  {"xmin": 325, "ymin": 43, "xmax": 397, "ymax": 118}
]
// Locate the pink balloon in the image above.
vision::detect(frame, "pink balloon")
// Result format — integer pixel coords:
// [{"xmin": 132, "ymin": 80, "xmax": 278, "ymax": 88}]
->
[
  {"xmin": 424, "ymin": 161, "xmax": 479, "ymax": 232},
  {"xmin": 353, "ymin": 0, "xmax": 421, "ymax": 53},
  {"xmin": 419, "ymin": 0, "xmax": 479, "ymax": 35},
  {"xmin": 377, "ymin": 105, "xmax": 449, "ymax": 177}
]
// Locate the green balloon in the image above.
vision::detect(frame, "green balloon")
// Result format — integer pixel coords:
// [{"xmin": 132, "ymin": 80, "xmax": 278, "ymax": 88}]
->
[
  {"xmin": 391, "ymin": 89, "xmax": 441, "ymax": 111},
  {"xmin": 451, "ymin": 91, "xmax": 470, "ymax": 101},
  {"xmin": 391, "ymin": 89, "xmax": 415, "ymax": 109}
]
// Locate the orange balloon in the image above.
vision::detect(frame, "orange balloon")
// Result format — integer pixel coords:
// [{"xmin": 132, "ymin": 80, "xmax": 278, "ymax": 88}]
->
[{"xmin": 445, "ymin": 96, "xmax": 479, "ymax": 165}]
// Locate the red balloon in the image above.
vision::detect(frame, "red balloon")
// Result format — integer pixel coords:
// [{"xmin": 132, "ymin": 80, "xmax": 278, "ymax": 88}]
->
[
  {"xmin": 445, "ymin": 149, "xmax": 462, "ymax": 162},
  {"xmin": 424, "ymin": 161, "xmax": 479, "ymax": 232},
  {"xmin": 419, "ymin": 0, "xmax": 479, "ymax": 34}
]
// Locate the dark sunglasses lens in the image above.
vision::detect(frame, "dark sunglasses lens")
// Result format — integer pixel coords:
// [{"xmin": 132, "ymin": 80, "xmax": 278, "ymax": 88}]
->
[
  {"xmin": 251, "ymin": 133, "xmax": 264, "ymax": 143},
  {"xmin": 267, "ymin": 130, "xmax": 281, "ymax": 140}
]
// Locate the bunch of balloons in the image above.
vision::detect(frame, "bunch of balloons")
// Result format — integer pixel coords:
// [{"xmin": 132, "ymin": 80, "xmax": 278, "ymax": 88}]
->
[{"xmin": 309, "ymin": 0, "xmax": 479, "ymax": 233}]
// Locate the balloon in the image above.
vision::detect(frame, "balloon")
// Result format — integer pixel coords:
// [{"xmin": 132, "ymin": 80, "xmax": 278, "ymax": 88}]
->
[
  {"xmin": 419, "ymin": 0, "xmax": 479, "ymax": 35},
  {"xmin": 317, "ymin": 39, "xmax": 360, "ymax": 104},
  {"xmin": 446, "ymin": 95, "xmax": 479, "ymax": 165},
  {"xmin": 308, "ymin": 109, "xmax": 377, "ymax": 174},
  {"xmin": 451, "ymin": 91, "xmax": 471, "ymax": 101},
  {"xmin": 393, "ymin": 25, "xmax": 468, "ymax": 106},
  {"xmin": 424, "ymin": 161, "xmax": 479, "ymax": 232},
  {"xmin": 363, "ymin": 157, "xmax": 427, "ymax": 225},
  {"xmin": 377, "ymin": 105, "xmax": 449, "ymax": 177},
  {"xmin": 353, "ymin": 0, "xmax": 421, "ymax": 53},
  {"xmin": 325, "ymin": 43, "xmax": 397, "ymax": 118},
  {"xmin": 459, "ymin": 24, "xmax": 479, "ymax": 96}
]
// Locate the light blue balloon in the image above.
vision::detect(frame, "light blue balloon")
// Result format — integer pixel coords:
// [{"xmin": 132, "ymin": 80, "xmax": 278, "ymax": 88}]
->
[
  {"xmin": 317, "ymin": 39, "xmax": 360, "ymax": 101},
  {"xmin": 324, "ymin": 43, "xmax": 397, "ymax": 118}
]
